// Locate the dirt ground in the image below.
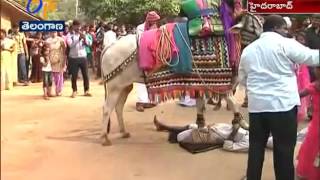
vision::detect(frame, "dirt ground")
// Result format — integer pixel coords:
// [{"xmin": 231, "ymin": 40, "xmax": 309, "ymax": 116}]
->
[{"xmin": 1, "ymin": 79, "xmax": 299, "ymax": 180}]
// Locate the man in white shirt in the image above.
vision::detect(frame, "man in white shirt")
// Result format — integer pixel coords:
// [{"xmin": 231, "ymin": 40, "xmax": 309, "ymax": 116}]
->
[
  {"xmin": 238, "ymin": 15, "xmax": 319, "ymax": 180},
  {"xmin": 135, "ymin": 11, "xmax": 160, "ymax": 112},
  {"xmin": 103, "ymin": 23, "xmax": 117, "ymax": 50},
  {"xmin": 67, "ymin": 20, "xmax": 92, "ymax": 98}
]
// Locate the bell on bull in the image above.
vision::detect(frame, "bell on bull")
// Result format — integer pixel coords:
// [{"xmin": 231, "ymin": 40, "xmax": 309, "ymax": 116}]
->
[{"xmin": 99, "ymin": 0, "xmax": 262, "ymax": 146}]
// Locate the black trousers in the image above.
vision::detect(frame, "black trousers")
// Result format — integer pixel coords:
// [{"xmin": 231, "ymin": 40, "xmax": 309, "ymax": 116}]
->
[
  {"xmin": 246, "ymin": 106, "xmax": 297, "ymax": 180},
  {"xmin": 69, "ymin": 57, "xmax": 90, "ymax": 92}
]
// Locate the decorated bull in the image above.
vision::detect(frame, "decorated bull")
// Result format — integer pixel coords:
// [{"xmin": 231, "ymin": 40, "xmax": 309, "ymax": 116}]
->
[{"xmin": 100, "ymin": 0, "xmax": 263, "ymax": 146}]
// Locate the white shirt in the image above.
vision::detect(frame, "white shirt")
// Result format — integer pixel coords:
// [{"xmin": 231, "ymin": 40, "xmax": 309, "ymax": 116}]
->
[
  {"xmin": 66, "ymin": 33, "xmax": 89, "ymax": 58},
  {"xmin": 103, "ymin": 30, "xmax": 117, "ymax": 49},
  {"xmin": 239, "ymin": 32, "xmax": 319, "ymax": 113},
  {"xmin": 136, "ymin": 23, "xmax": 145, "ymax": 41},
  {"xmin": 40, "ymin": 57, "xmax": 52, "ymax": 72}
]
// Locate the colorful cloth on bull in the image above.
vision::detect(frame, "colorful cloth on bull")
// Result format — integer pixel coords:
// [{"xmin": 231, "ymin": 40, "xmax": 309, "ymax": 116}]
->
[
  {"xmin": 150, "ymin": 23, "xmax": 178, "ymax": 71},
  {"xmin": 145, "ymin": 36, "xmax": 231, "ymax": 103},
  {"xmin": 171, "ymin": 23, "xmax": 193, "ymax": 74}
]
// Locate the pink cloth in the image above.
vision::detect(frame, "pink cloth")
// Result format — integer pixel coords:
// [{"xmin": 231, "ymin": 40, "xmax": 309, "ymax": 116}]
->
[
  {"xmin": 296, "ymin": 65, "xmax": 311, "ymax": 121},
  {"xmin": 52, "ymin": 72, "xmax": 64, "ymax": 94},
  {"xmin": 139, "ymin": 29, "xmax": 159, "ymax": 71},
  {"xmin": 196, "ymin": 0, "xmax": 205, "ymax": 8},
  {"xmin": 297, "ymin": 82, "xmax": 320, "ymax": 180}
]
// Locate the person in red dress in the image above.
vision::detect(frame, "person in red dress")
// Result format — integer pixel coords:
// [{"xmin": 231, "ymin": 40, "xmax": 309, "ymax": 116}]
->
[
  {"xmin": 30, "ymin": 32, "xmax": 44, "ymax": 83},
  {"xmin": 295, "ymin": 32, "xmax": 311, "ymax": 122},
  {"xmin": 297, "ymin": 66, "xmax": 320, "ymax": 180}
]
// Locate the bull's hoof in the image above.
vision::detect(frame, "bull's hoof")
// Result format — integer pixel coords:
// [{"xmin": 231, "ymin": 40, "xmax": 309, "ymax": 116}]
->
[
  {"xmin": 121, "ymin": 132, "xmax": 131, "ymax": 139},
  {"xmin": 101, "ymin": 134, "xmax": 112, "ymax": 146}
]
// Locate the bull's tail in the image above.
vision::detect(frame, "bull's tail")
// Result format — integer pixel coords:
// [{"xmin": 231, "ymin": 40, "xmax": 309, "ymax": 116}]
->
[{"xmin": 103, "ymin": 77, "xmax": 111, "ymax": 134}]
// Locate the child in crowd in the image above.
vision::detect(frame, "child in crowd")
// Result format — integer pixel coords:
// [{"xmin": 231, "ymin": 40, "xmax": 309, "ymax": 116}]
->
[
  {"xmin": 296, "ymin": 66, "xmax": 320, "ymax": 180},
  {"xmin": 40, "ymin": 45, "xmax": 53, "ymax": 100}
]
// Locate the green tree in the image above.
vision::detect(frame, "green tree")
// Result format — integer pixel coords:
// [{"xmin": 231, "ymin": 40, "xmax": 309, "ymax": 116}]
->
[{"xmin": 79, "ymin": 0, "xmax": 180, "ymax": 25}]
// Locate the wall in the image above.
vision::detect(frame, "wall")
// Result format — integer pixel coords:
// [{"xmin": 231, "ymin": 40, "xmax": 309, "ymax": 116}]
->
[{"xmin": 1, "ymin": 9, "xmax": 12, "ymax": 32}]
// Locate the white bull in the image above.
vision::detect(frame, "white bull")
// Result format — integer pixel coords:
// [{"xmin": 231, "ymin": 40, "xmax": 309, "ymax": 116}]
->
[{"xmin": 100, "ymin": 12, "xmax": 263, "ymax": 146}]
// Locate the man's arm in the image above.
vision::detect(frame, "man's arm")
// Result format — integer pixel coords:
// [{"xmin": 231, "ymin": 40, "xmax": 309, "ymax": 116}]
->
[
  {"xmin": 238, "ymin": 54, "xmax": 248, "ymax": 88},
  {"xmin": 66, "ymin": 34, "xmax": 79, "ymax": 48},
  {"xmin": 299, "ymin": 89, "xmax": 310, "ymax": 98},
  {"xmin": 283, "ymin": 38, "xmax": 319, "ymax": 66}
]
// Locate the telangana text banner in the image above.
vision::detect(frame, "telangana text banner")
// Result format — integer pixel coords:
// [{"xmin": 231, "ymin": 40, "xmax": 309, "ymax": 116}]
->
[{"xmin": 19, "ymin": 21, "xmax": 65, "ymax": 32}]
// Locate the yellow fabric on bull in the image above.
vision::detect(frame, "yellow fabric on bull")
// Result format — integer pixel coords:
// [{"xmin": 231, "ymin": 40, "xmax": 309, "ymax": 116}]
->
[
  {"xmin": 207, "ymin": 0, "xmax": 221, "ymax": 9},
  {"xmin": 210, "ymin": 16, "xmax": 224, "ymax": 35}
]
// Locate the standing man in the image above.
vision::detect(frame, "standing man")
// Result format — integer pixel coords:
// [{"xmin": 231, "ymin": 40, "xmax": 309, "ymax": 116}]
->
[
  {"xmin": 95, "ymin": 22, "xmax": 106, "ymax": 79},
  {"xmin": 135, "ymin": 11, "xmax": 160, "ymax": 112},
  {"xmin": 11, "ymin": 24, "xmax": 29, "ymax": 86},
  {"xmin": 89, "ymin": 24, "xmax": 97, "ymax": 73},
  {"xmin": 83, "ymin": 25, "xmax": 94, "ymax": 73},
  {"xmin": 305, "ymin": 14, "xmax": 320, "ymax": 82},
  {"xmin": 67, "ymin": 20, "xmax": 92, "ymax": 98},
  {"xmin": 102, "ymin": 23, "xmax": 117, "ymax": 50},
  {"xmin": 239, "ymin": 15, "xmax": 319, "ymax": 180}
]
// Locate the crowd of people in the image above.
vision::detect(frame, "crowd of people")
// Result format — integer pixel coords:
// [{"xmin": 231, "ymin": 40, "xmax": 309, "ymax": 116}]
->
[{"xmin": 0, "ymin": 21, "xmax": 136, "ymax": 99}]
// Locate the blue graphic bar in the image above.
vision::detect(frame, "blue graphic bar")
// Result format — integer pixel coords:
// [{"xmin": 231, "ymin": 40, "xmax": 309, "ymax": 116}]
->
[{"xmin": 19, "ymin": 21, "xmax": 65, "ymax": 32}]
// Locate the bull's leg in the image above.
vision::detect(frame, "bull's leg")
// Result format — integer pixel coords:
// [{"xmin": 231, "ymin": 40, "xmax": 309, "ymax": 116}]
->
[
  {"xmin": 101, "ymin": 89, "xmax": 122, "ymax": 146},
  {"xmin": 225, "ymin": 91, "xmax": 249, "ymax": 140},
  {"xmin": 115, "ymin": 85, "xmax": 133, "ymax": 139},
  {"xmin": 196, "ymin": 97, "xmax": 206, "ymax": 128}
]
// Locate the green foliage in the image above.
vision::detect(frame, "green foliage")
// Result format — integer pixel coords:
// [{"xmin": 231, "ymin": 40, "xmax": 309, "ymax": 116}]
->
[
  {"xmin": 79, "ymin": 0, "xmax": 180, "ymax": 25},
  {"xmin": 48, "ymin": 0, "xmax": 77, "ymax": 21}
]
